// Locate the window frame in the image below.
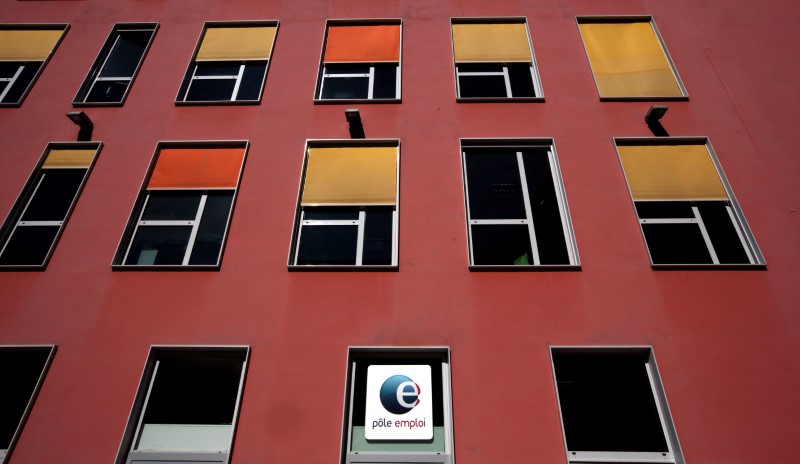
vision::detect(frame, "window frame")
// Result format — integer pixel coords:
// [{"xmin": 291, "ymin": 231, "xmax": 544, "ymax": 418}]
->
[
  {"xmin": 550, "ymin": 346, "xmax": 685, "ymax": 464},
  {"xmin": 0, "ymin": 345, "xmax": 56, "ymax": 464},
  {"xmin": 113, "ymin": 346, "xmax": 249, "ymax": 464},
  {"xmin": 340, "ymin": 347, "xmax": 454, "ymax": 464},
  {"xmin": 111, "ymin": 140, "xmax": 248, "ymax": 270},
  {"xmin": 288, "ymin": 139, "xmax": 400, "ymax": 270},
  {"xmin": 450, "ymin": 17, "xmax": 544, "ymax": 102},
  {"xmin": 175, "ymin": 20, "xmax": 279, "ymax": 106},
  {"xmin": 0, "ymin": 23, "xmax": 69, "ymax": 107},
  {"xmin": 576, "ymin": 16, "xmax": 688, "ymax": 101},
  {"xmin": 73, "ymin": 23, "xmax": 158, "ymax": 106},
  {"xmin": 614, "ymin": 137, "xmax": 765, "ymax": 268},
  {"xmin": 0, "ymin": 142, "xmax": 102, "ymax": 269},
  {"xmin": 314, "ymin": 19, "xmax": 403, "ymax": 104},
  {"xmin": 461, "ymin": 138, "xmax": 580, "ymax": 270}
]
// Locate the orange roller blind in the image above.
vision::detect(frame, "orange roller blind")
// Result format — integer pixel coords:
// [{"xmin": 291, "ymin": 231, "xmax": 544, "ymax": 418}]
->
[
  {"xmin": 196, "ymin": 26, "xmax": 277, "ymax": 61},
  {"xmin": 618, "ymin": 144, "xmax": 728, "ymax": 201},
  {"xmin": 452, "ymin": 23, "xmax": 532, "ymax": 62},
  {"xmin": 301, "ymin": 146, "xmax": 397, "ymax": 205},
  {"xmin": 323, "ymin": 25, "xmax": 400, "ymax": 62},
  {"xmin": 43, "ymin": 148, "xmax": 96, "ymax": 168},
  {"xmin": 148, "ymin": 147, "xmax": 245, "ymax": 189},
  {"xmin": 579, "ymin": 22, "xmax": 682, "ymax": 97},
  {"xmin": 0, "ymin": 29, "xmax": 64, "ymax": 61}
]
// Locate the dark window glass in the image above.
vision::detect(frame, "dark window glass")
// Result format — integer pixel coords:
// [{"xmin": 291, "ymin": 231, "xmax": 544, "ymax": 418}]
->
[
  {"xmin": 0, "ymin": 62, "xmax": 22, "ymax": 78},
  {"xmin": 237, "ymin": 62, "xmax": 267, "ymax": 101},
  {"xmin": 124, "ymin": 225, "xmax": 192, "ymax": 265},
  {"xmin": 143, "ymin": 354, "xmax": 244, "ymax": 425},
  {"xmin": 362, "ymin": 209, "xmax": 393, "ymax": 265},
  {"xmin": 0, "ymin": 81, "xmax": 7, "ymax": 95},
  {"xmin": 0, "ymin": 225, "xmax": 59, "ymax": 265},
  {"xmin": 185, "ymin": 77, "xmax": 237, "ymax": 102},
  {"xmin": 521, "ymin": 150, "xmax": 569, "ymax": 264},
  {"xmin": 508, "ymin": 63, "xmax": 536, "ymax": 97},
  {"xmin": 553, "ymin": 351, "xmax": 669, "ymax": 453},
  {"xmin": 457, "ymin": 63, "xmax": 504, "ymax": 73},
  {"xmin": 373, "ymin": 64, "xmax": 397, "ymax": 99},
  {"xmin": 141, "ymin": 192, "xmax": 202, "ymax": 221},
  {"xmin": 194, "ymin": 62, "xmax": 241, "ymax": 77},
  {"xmin": 296, "ymin": 225, "xmax": 358, "ymax": 265},
  {"xmin": 458, "ymin": 74, "xmax": 507, "ymax": 98},
  {"xmin": 324, "ymin": 64, "xmax": 370, "ymax": 75},
  {"xmin": 85, "ymin": 80, "xmax": 129, "ymax": 103},
  {"xmin": 98, "ymin": 30, "xmax": 151, "ymax": 78},
  {"xmin": 642, "ymin": 222, "xmax": 712, "ymax": 264},
  {"xmin": 21, "ymin": 169, "xmax": 85, "ymax": 222},
  {"xmin": 304, "ymin": 208, "xmax": 359, "ymax": 221},
  {"xmin": 321, "ymin": 76, "xmax": 369, "ymax": 99},
  {"xmin": 188, "ymin": 193, "xmax": 234, "ymax": 265},
  {"xmin": 635, "ymin": 201, "xmax": 695, "ymax": 219},
  {"xmin": 465, "ymin": 150, "xmax": 526, "ymax": 219},
  {"xmin": 471, "ymin": 224, "xmax": 533, "ymax": 265},
  {"xmin": 2, "ymin": 63, "xmax": 40, "ymax": 104},
  {"xmin": 0, "ymin": 349, "xmax": 50, "ymax": 449},
  {"xmin": 697, "ymin": 201, "xmax": 750, "ymax": 264}
]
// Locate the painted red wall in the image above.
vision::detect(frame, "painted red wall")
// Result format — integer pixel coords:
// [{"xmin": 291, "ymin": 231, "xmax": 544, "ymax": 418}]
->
[{"xmin": 0, "ymin": 0, "xmax": 798, "ymax": 463}]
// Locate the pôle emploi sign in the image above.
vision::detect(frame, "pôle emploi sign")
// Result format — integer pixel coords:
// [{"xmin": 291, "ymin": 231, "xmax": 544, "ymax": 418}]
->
[{"xmin": 365, "ymin": 365, "xmax": 433, "ymax": 440}]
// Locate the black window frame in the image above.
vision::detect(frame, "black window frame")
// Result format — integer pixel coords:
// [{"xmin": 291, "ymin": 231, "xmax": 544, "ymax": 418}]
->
[
  {"xmin": 0, "ymin": 24, "xmax": 68, "ymax": 107},
  {"xmin": 73, "ymin": 23, "xmax": 158, "ymax": 106}
]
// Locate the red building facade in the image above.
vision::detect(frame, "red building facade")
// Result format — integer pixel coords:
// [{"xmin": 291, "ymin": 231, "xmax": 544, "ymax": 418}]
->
[{"xmin": 0, "ymin": 0, "xmax": 798, "ymax": 463}]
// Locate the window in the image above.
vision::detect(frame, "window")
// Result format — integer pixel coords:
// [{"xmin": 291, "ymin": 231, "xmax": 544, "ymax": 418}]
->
[
  {"xmin": 0, "ymin": 346, "xmax": 55, "ymax": 464},
  {"xmin": 451, "ymin": 18, "xmax": 543, "ymax": 100},
  {"xmin": 0, "ymin": 25, "xmax": 67, "ymax": 106},
  {"xmin": 289, "ymin": 140, "xmax": 399, "ymax": 268},
  {"xmin": 577, "ymin": 17, "xmax": 686, "ymax": 100},
  {"xmin": 461, "ymin": 140, "xmax": 579, "ymax": 267},
  {"xmin": 341, "ymin": 347, "xmax": 454, "ymax": 464},
  {"xmin": 112, "ymin": 142, "xmax": 247, "ymax": 268},
  {"xmin": 115, "ymin": 347, "xmax": 248, "ymax": 464},
  {"xmin": 73, "ymin": 23, "xmax": 157, "ymax": 105},
  {"xmin": 551, "ymin": 347, "xmax": 684, "ymax": 464},
  {"xmin": 315, "ymin": 20, "xmax": 401, "ymax": 101},
  {"xmin": 615, "ymin": 138, "xmax": 764, "ymax": 267},
  {"xmin": 176, "ymin": 22, "xmax": 277, "ymax": 104},
  {"xmin": 0, "ymin": 143, "xmax": 101, "ymax": 268}
]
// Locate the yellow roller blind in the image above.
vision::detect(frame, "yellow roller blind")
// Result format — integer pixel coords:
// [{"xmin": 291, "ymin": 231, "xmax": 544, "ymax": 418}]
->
[
  {"xmin": 579, "ymin": 22, "xmax": 683, "ymax": 97},
  {"xmin": 42, "ymin": 148, "xmax": 96, "ymax": 168},
  {"xmin": 0, "ymin": 29, "xmax": 64, "ymax": 61},
  {"xmin": 302, "ymin": 146, "xmax": 397, "ymax": 205},
  {"xmin": 196, "ymin": 26, "xmax": 277, "ymax": 61},
  {"xmin": 618, "ymin": 144, "xmax": 728, "ymax": 201},
  {"xmin": 452, "ymin": 23, "xmax": 532, "ymax": 63}
]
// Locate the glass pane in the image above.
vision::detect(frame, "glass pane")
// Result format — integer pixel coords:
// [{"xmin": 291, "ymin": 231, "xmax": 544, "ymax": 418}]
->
[
  {"xmin": 125, "ymin": 225, "xmax": 192, "ymax": 265},
  {"xmin": 21, "ymin": 169, "xmax": 85, "ymax": 221},
  {"xmin": 458, "ymin": 74, "xmax": 507, "ymax": 98},
  {"xmin": 697, "ymin": 201, "xmax": 750, "ymax": 264},
  {"xmin": 553, "ymin": 351, "xmax": 669, "ymax": 453},
  {"xmin": 0, "ymin": 62, "xmax": 23, "ymax": 79},
  {"xmin": 321, "ymin": 76, "xmax": 369, "ymax": 99},
  {"xmin": 508, "ymin": 63, "xmax": 536, "ymax": 97},
  {"xmin": 362, "ymin": 209, "xmax": 393, "ymax": 265},
  {"xmin": 0, "ymin": 81, "xmax": 8, "ymax": 95},
  {"xmin": 98, "ymin": 30, "xmax": 152, "ymax": 78},
  {"xmin": 324, "ymin": 64, "xmax": 370, "ymax": 75},
  {"xmin": 85, "ymin": 80, "xmax": 129, "ymax": 103},
  {"xmin": 236, "ymin": 62, "xmax": 267, "ymax": 101},
  {"xmin": 142, "ymin": 192, "xmax": 202, "ymax": 221},
  {"xmin": 304, "ymin": 208, "xmax": 359, "ymax": 221},
  {"xmin": 470, "ymin": 224, "xmax": 533, "ymax": 265},
  {"xmin": 465, "ymin": 150, "xmax": 526, "ymax": 219},
  {"xmin": 2, "ymin": 63, "xmax": 39, "ymax": 104},
  {"xmin": 457, "ymin": 63, "xmax": 504, "ymax": 73},
  {"xmin": 635, "ymin": 201, "xmax": 695, "ymax": 219},
  {"xmin": 194, "ymin": 62, "xmax": 242, "ymax": 76},
  {"xmin": 0, "ymin": 225, "xmax": 59, "ymax": 265},
  {"xmin": 641, "ymin": 223, "xmax": 712, "ymax": 264},
  {"xmin": 373, "ymin": 64, "xmax": 397, "ymax": 99},
  {"xmin": 188, "ymin": 193, "xmax": 233, "ymax": 265},
  {"xmin": 185, "ymin": 77, "xmax": 236, "ymax": 101},
  {"xmin": 521, "ymin": 150, "xmax": 570, "ymax": 264},
  {"xmin": 0, "ymin": 349, "xmax": 50, "ymax": 449},
  {"xmin": 296, "ymin": 224, "xmax": 358, "ymax": 265}
]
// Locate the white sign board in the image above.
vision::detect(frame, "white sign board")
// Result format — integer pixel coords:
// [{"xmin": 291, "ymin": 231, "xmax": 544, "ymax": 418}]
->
[{"xmin": 364, "ymin": 364, "xmax": 433, "ymax": 441}]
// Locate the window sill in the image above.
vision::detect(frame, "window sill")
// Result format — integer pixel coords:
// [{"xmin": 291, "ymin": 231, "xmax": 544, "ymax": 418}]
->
[
  {"xmin": 598, "ymin": 95, "xmax": 689, "ymax": 102},
  {"xmin": 469, "ymin": 264, "xmax": 581, "ymax": 271},
  {"xmin": 288, "ymin": 264, "xmax": 398, "ymax": 272},
  {"xmin": 457, "ymin": 97, "xmax": 544, "ymax": 103},
  {"xmin": 650, "ymin": 263, "xmax": 767, "ymax": 270},
  {"xmin": 111, "ymin": 264, "xmax": 221, "ymax": 271},
  {"xmin": 313, "ymin": 98, "xmax": 401, "ymax": 105},
  {"xmin": 0, "ymin": 264, "xmax": 47, "ymax": 271},
  {"xmin": 72, "ymin": 101, "xmax": 125, "ymax": 107},
  {"xmin": 174, "ymin": 99, "xmax": 262, "ymax": 106}
]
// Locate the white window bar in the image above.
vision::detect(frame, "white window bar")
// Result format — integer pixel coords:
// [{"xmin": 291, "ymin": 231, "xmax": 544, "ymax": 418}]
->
[
  {"xmin": 184, "ymin": 64, "xmax": 244, "ymax": 101},
  {"xmin": 725, "ymin": 205, "xmax": 755, "ymax": 263},
  {"xmin": 547, "ymin": 149, "xmax": 576, "ymax": 264},
  {"xmin": 515, "ymin": 150, "xmax": 542, "ymax": 264},
  {"xmin": 0, "ymin": 65, "xmax": 25, "ymax": 102}
]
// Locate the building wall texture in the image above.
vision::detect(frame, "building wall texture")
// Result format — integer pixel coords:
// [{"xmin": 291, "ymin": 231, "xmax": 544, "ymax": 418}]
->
[{"xmin": 0, "ymin": 0, "xmax": 798, "ymax": 463}]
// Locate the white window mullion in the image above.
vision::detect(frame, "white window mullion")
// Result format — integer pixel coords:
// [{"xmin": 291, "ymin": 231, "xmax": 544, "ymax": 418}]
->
[
  {"xmin": 530, "ymin": 64, "xmax": 542, "ymax": 97},
  {"xmin": 548, "ymin": 150, "xmax": 575, "ymax": 264},
  {"xmin": 644, "ymin": 362, "xmax": 676, "ymax": 459},
  {"xmin": 130, "ymin": 360, "xmax": 162, "ymax": 451},
  {"xmin": 692, "ymin": 206, "xmax": 720, "ymax": 264},
  {"xmin": 725, "ymin": 205, "xmax": 755, "ymax": 264},
  {"xmin": 183, "ymin": 64, "xmax": 200, "ymax": 102},
  {"xmin": 355, "ymin": 210, "xmax": 366, "ymax": 265},
  {"xmin": 182, "ymin": 194, "xmax": 207, "ymax": 265},
  {"xmin": 367, "ymin": 66, "xmax": 375, "ymax": 99},
  {"xmin": 230, "ymin": 64, "xmax": 245, "ymax": 100},
  {"xmin": 0, "ymin": 65, "xmax": 24, "ymax": 102},
  {"xmin": 502, "ymin": 66, "xmax": 513, "ymax": 97},
  {"xmin": 516, "ymin": 151, "xmax": 541, "ymax": 265},
  {"xmin": 395, "ymin": 64, "xmax": 401, "ymax": 98},
  {"xmin": 391, "ymin": 209, "xmax": 398, "ymax": 266},
  {"xmin": 293, "ymin": 210, "xmax": 306, "ymax": 265}
]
